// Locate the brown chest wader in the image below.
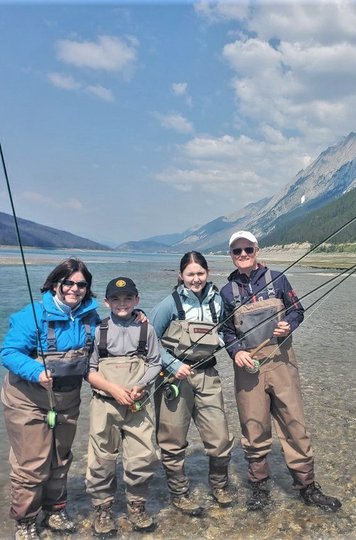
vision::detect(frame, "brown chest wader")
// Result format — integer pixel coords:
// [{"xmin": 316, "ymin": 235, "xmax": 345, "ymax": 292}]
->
[
  {"xmin": 1, "ymin": 318, "xmax": 93, "ymax": 520},
  {"xmin": 231, "ymin": 273, "xmax": 314, "ymax": 488},
  {"xmin": 93, "ymin": 318, "xmax": 149, "ymax": 412}
]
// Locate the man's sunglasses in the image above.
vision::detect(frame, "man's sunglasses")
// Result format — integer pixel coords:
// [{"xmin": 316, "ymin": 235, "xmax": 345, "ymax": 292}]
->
[
  {"xmin": 231, "ymin": 246, "xmax": 256, "ymax": 256},
  {"xmin": 60, "ymin": 279, "xmax": 88, "ymax": 289}
]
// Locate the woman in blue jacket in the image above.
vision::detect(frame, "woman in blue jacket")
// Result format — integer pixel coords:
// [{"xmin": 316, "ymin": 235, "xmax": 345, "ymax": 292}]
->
[
  {"xmin": 151, "ymin": 252, "xmax": 234, "ymax": 516},
  {"xmin": 1, "ymin": 258, "xmax": 100, "ymax": 540}
]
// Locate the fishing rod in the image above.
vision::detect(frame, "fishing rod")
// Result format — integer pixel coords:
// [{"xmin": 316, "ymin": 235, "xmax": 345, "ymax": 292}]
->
[
  {"xmin": 168, "ymin": 214, "xmax": 356, "ymax": 365},
  {"xmin": 0, "ymin": 143, "xmax": 57, "ymax": 428},
  {"xmin": 137, "ymin": 263, "xmax": 356, "ymax": 406}
]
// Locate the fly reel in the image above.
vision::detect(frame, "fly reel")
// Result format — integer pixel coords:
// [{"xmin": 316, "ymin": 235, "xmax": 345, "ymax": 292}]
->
[
  {"xmin": 163, "ymin": 382, "xmax": 180, "ymax": 402},
  {"xmin": 244, "ymin": 359, "xmax": 260, "ymax": 375}
]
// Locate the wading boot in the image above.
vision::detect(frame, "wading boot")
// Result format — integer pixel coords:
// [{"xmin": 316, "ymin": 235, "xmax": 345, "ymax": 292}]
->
[
  {"xmin": 42, "ymin": 507, "xmax": 76, "ymax": 533},
  {"xmin": 15, "ymin": 517, "xmax": 39, "ymax": 540},
  {"xmin": 246, "ymin": 479, "xmax": 270, "ymax": 511},
  {"xmin": 127, "ymin": 501, "xmax": 155, "ymax": 532},
  {"xmin": 300, "ymin": 482, "xmax": 342, "ymax": 512},
  {"xmin": 171, "ymin": 493, "xmax": 204, "ymax": 516},
  {"xmin": 211, "ymin": 487, "xmax": 233, "ymax": 508},
  {"xmin": 93, "ymin": 502, "xmax": 117, "ymax": 537}
]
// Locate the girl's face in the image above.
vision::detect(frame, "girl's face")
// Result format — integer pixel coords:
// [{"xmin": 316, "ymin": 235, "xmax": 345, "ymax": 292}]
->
[
  {"xmin": 180, "ymin": 262, "xmax": 208, "ymax": 296},
  {"xmin": 53, "ymin": 271, "xmax": 88, "ymax": 308}
]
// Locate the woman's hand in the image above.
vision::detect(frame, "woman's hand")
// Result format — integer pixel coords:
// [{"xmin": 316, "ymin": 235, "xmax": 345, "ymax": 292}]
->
[
  {"xmin": 273, "ymin": 321, "xmax": 291, "ymax": 337},
  {"xmin": 39, "ymin": 371, "xmax": 53, "ymax": 390},
  {"xmin": 175, "ymin": 364, "xmax": 192, "ymax": 380},
  {"xmin": 234, "ymin": 350, "xmax": 256, "ymax": 369}
]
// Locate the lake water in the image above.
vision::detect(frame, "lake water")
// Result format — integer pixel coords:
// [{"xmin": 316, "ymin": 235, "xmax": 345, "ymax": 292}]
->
[{"xmin": 0, "ymin": 249, "xmax": 355, "ymax": 539}]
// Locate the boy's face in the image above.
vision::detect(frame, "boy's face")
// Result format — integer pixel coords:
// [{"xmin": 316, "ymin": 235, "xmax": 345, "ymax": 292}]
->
[{"xmin": 105, "ymin": 293, "xmax": 139, "ymax": 319}]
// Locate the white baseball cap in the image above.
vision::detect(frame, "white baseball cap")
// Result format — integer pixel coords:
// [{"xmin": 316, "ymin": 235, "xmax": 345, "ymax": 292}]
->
[{"xmin": 229, "ymin": 230, "xmax": 258, "ymax": 247}]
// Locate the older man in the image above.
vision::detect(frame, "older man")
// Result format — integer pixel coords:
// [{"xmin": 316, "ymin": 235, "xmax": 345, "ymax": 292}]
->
[{"xmin": 220, "ymin": 230, "xmax": 341, "ymax": 512}]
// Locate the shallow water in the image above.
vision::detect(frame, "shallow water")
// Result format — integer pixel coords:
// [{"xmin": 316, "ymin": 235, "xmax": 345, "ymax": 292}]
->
[{"xmin": 0, "ymin": 250, "xmax": 355, "ymax": 539}]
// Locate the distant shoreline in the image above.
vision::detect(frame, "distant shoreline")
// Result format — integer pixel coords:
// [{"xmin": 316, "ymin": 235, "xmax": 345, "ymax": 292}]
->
[{"xmin": 1, "ymin": 245, "xmax": 356, "ymax": 269}]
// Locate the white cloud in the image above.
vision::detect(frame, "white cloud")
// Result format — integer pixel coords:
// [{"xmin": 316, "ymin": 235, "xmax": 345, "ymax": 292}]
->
[
  {"xmin": 172, "ymin": 82, "xmax": 188, "ymax": 96},
  {"xmin": 47, "ymin": 72, "xmax": 81, "ymax": 90},
  {"xmin": 156, "ymin": 131, "xmax": 309, "ymax": 202},
  {"xmin": 157, "ymin": 112, "xmax": 194, "ymax": 134},
  {"xmin": 86, "ymin": 85, "xmax": 114, "ymax": 102},
  {"xmin": 22, "ymin": 192, "xmax": 83, "ymax": 211},
  {"xmin": 56, "ymin": 35, "xmax": 138, "ymax": 73}
]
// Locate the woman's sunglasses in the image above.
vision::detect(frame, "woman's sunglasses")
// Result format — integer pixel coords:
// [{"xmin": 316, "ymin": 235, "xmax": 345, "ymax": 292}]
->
[
  {"xmin": 231, "ymin": 246, "xmax": 256, "ymax": 256},
  {"xmin": 60, "ymin": 279, "xmax": 88, "ymax": 289}
]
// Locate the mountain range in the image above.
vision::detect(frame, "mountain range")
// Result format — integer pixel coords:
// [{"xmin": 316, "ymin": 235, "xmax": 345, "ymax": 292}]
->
[
  {"xmin": 117, "ymin": 132, "xmax": 356, "ymax": 253},
  {"xmin": 0, "ymin": 212, "xmax": 109, "ymax": 250},
  {"xmin": 1, "ymin": 133, "xmax": 355, "ymax": 251}
]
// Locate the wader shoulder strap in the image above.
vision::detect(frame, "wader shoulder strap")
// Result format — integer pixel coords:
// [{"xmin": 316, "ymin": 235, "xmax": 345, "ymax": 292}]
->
[
  {"xmin": 208, "ymin": 297, "xmax": 218, "ymax": 324},
  {"xmin": 136, "ymin": 321, "xmax": 148, "ymax": 356},
  {"xmin": 172, "ymin": 290, "xmax": 185, "ymax": 320},
  {"xmin": 46, "ymin": 321, "xmax": 57, "ymax": 352},
  {"xmin": 98, "ymin": 317, "xmax": 110, "ymax": 358},
  {"xmin": 264, "ymin": 269, "xmax": 276, "ymax": 298},
  {"xmin": 231, "ymin": 281, "xmax": 242, "ymax": 306}
]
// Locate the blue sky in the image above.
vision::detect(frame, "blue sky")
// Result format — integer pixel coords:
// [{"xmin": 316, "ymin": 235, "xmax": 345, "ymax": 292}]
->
[{"xmin": 1, "ymin": 1, "xmax": 356, "ymax": 247}]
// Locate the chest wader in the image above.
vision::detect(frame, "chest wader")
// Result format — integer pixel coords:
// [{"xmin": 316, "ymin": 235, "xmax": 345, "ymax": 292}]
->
[
  {"xmin": 232, "ymin": 269, "xmax": 294, "ymax": 372},
  {"xmin": 86, "ymin": 320, "xmax": 158, "ymax": 506},
  {"xmin": 94, "ymin": 319, "xmax": 149, "ymax": 412},
  {"xmin": 1, "ymin": 318, "xmax": 93, "ymax": 521},
  {"xmin": 231, "ymin": 274, "xmax": 314, "ymax": 488},
  {"xmin": 157, "ymin": 293, "xmax": 234, "ymax": 498}
]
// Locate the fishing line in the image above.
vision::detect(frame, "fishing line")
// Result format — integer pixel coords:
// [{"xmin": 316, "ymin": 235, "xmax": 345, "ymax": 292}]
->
[
  {"xmin": 0, "ymin": 143, "xmax": 57, "ymax": 426},
  {"xmin": 254, "ymin": 266, "xmax": 356, "ymax": 372},
  {"xmin": 168, "ymin": 214, "xmax": 356, "ymax": 365},
  {"xmin": 193, "ymin": 264, "xmax": 356, "ymax": 371},
  {"xmin": 138, "ymin": 263, "xmax": 356, "ymax": 406}
]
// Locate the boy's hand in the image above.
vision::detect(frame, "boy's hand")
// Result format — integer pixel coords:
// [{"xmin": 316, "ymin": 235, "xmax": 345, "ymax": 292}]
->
[
  {"xmin": 273, "ymin": 321, "xmax": 291, "ymax": 337},
  {"xmin": 131, "ymin": 385, "xmax": 145, "ymax": 400},
  {"xmin": 234, "ymin": 350, "xmax": 255, "ymax": 369},
  {"xmin": 110, "ymin": 384, "xmax": 134, "ymax": 406}
]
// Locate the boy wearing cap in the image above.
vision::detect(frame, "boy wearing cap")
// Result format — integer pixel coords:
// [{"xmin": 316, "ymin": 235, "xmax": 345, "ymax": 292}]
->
[
  {"xmin": 85, "ymin": 277, "xmax": 161, "ymax": 536},
  {"xmin": 220, "ymin": 231, "xmax": 341, "ymax": 512}
]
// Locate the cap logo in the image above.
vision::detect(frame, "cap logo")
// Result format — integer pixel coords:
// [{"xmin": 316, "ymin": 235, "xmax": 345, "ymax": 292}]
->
[{"xmin": 116, "ymin": 279, "xmax": 126, "ymax": 288}]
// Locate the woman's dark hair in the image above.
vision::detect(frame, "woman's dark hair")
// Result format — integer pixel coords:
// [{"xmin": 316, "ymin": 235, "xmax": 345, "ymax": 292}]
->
[
  {"xmin": 41, "ymin": 258, "xmax": 95, "ymax": 300},
  {"xmin": 175, "ymin": 251, "xmax": 209, "ymax": 288}
]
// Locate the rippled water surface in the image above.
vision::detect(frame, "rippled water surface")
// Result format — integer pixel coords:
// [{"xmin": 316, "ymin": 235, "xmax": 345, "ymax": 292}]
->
[{"xmin": 0, "ymin": 250, "xmax": 355, "ymax": 539}]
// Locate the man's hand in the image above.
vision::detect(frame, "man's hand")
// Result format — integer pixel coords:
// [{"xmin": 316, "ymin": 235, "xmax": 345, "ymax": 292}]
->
[
  {"xmin": 273, "ymin": 321, "xmax": 291, "ymax": 337},
  {"xmin": 234, "ymin": 350, "xmax": 256, "ymax": 369}
]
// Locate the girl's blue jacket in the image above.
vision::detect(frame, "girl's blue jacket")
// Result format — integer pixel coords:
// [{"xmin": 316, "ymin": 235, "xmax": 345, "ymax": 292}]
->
[{"xmin": 1, "ymin": 291, "xmax": 99, "ymax": 382}]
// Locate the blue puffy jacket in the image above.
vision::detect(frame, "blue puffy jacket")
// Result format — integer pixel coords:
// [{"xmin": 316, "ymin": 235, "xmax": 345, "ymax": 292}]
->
[
  {"xmin": 220, "ymin": 264, "xmax": 304, "ymax": 360},
  {"xmin": 1, "ymin": 291, "xmax": 99, "ymax": 382}
]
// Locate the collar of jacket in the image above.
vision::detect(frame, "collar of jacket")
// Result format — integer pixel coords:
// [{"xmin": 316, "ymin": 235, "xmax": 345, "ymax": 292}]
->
[
  {"xmin": 177, "ymin": 282, "xmax": 217, "ymax": 303},
  {"xmin": 227, "ymin": 263, "xmax": 268, "ymax": 284},
  {"xmin": 42, "ymin": 290, "xmax": 98, "ymax": 321}
]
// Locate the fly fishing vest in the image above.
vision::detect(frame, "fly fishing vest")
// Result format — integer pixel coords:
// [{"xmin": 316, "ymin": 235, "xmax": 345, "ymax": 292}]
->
[
  {"xmin": 160, "ymin": 290, "xmax": 220, "ymax": 365},
  {"xmin": 36, "ymin": 318, "xmax": 93, "ymax": 391},
  {"xmin": 231, "ymin": 269, "xmax": 286, "ymax": 351},
  {"xmin": 94, "ymin": 318, "xmax": 149, "ymax": 399}
]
